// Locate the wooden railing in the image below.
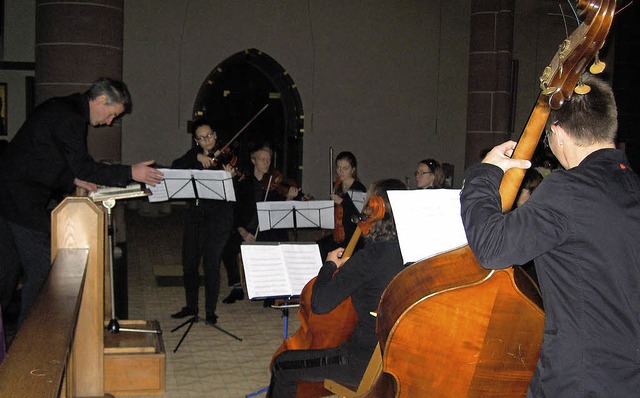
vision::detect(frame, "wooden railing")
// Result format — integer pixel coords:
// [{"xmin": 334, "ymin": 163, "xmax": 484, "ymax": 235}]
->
[{"xmin": 0, "ymin": 197, "xmax": 106, "ymax": 397}]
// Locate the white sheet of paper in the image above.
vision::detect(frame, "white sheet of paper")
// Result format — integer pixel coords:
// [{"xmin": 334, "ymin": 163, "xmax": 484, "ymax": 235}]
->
[
  {"xmin": 146, "ymin": 168, "xmax": 194, "ymax": 202},
  {"xmin": 191, "ymin": 169, "xmax": 236, "ymax": 201},
  {"xmin": 348, "ymin": 190, "xmax": 367, "ymax": 212},
  {"xmin": 240, "ymin": 243, "xmax": 322, "ymax": 299},
  {"xmin": 388, "ymin": 189, "xmax": 468, "ymax": 263}
]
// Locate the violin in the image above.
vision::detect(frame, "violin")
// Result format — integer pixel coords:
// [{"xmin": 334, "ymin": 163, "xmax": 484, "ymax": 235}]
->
[
  {"xmin": 271, "ymin": 195, "xmax": 385, "ymax": 397},
  {"xmin": 261, "ymin": 169, "xmax": 312, "ymax": 200},
  {"xmin": 208, "ymin": 145, "xmax": 247, "ymax": 180}
]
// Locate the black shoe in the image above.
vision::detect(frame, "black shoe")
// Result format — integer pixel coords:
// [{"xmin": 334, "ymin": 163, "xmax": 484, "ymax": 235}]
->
[
  {"xmin": 222, "ymin": 288, "xmax": 245, "ymax": 304},
  {"xmin": 171, "ymin": 306, "xmax": 198, "ymax": 319},
  {"xmin": 205, "ymin": 314, "xmax": 218, "ymax": 325}
]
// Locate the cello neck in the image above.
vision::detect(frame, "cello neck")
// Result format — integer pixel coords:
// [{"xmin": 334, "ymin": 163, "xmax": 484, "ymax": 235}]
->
[{"xmin": 342, "ymin": 228, "xmax": 363, "ymax": 259}]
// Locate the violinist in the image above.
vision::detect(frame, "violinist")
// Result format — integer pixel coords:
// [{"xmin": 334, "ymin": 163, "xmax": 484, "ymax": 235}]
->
[
  {"xmin": 221, "ymin": 145, "xmax": 299, "ymax": 304},
  {"xmin": 318, "ymin": 151, "xmax": 366, "ymax": 259},
  {"xmin": 414, "ymin": 158, "xmax": 445, "ymax": 189},
  {"xmin": 268, "ymin": 178, "xmax": 408, "ymax": 398},
  {"xmin": 169, "ymin": 118, "xmax": 235, "ymax": 326}
]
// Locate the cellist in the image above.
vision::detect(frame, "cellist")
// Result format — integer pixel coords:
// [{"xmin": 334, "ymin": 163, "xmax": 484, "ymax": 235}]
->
[
  {"xmin": 460, "ymin": 74, "xmax": 640, "ymax": 396},
  {"xmin": 268, "ymin": 178, "xmax": 407, "ymax": 398}
]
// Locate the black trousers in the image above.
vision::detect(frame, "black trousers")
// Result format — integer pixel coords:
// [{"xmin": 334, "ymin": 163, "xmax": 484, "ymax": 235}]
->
[
  {"xmin": 181, "ymin": 201, "xmax": 233, "ymax": 316},
  {"xmin": 268, "ymin": 346, "xmax": 368, "ymax": 398}
]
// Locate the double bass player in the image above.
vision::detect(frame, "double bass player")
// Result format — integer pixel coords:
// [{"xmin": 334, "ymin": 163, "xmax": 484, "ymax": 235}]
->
[{"xmin": 460, "ymin": 74, "xmax": 640, "ymax": 396}]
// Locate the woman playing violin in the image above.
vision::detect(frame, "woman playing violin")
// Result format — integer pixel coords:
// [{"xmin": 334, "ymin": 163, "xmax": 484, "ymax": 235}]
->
[
  {"xmin": 169, "ymin": 118, "xmax": 235, "ymax": 326},
  {"xmin": 268, "ymin": 178, "xmax": 408, "ymax": 398},
  {"xmin": 318, "ymin": 151, "xmax": 367, "ymax": 259}
]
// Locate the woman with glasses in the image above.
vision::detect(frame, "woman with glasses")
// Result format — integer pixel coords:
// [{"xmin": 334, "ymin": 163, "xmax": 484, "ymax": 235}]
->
[
  {"xmin": 169, "ymin": 117, "xmax": 235, "ymax": 326},
  {"xmin": 318, "ymin": 151, "xmax": 367, "ymax": 259},
  {"xmin": 414, "ymin": 158, "xmax": 445, "ymax": 189}
]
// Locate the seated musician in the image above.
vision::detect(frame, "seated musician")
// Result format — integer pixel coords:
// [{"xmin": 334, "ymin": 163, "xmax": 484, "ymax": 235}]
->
[
  {"xmin": 414, "ymin": 158, "xmax": 445, "ymax": 189},
  {"xmin": 318, "ymin": 151, "xmax": 367, "ymax": 259},
  {"xmin": 268, "ymin": 178, "xmax": 408, "ymax": 398}
]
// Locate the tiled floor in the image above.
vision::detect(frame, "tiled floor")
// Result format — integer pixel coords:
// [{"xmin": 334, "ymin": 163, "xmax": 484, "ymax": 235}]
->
[{"xmin": 122, "ymin": 202, "xmax": 310, "ymax": 398}]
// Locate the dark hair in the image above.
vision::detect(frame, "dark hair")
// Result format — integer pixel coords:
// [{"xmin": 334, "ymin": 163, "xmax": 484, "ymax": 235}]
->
[
  {"xmin": 85, "ymin": 77, "xmax": 132, "ymax": 113},
  {"xmin": 336, "ymin": 151, "xmax": 358, "ymax": 179},
  {"xmin": 418, "ymin": 158, "xmax": 445, "ymax": 188},
  {"xmin": 366, "ymin": 178, "xmax": 408, "ymax": 240},
  {"xmin": 547, "ymin": 73, "xmax": 618, "ymax": 146},
  {"xmin": 190, "ymin": 117, "xmax": 213, "ymax": 137}
]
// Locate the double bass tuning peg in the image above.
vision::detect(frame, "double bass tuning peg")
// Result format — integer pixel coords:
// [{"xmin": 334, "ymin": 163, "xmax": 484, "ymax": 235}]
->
[{"xmin": 589, "ymin": 52, "xmax": 606, "ymax": 75}]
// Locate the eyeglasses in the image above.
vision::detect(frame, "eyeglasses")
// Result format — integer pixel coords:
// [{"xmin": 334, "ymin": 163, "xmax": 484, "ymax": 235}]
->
[
  {"xmin": 195, "ymin": 132, "xmax": 216, "ymax": 142},
  {"xmin": 414, "ymin": 170, "xmax": 433, "ymax": 176}
]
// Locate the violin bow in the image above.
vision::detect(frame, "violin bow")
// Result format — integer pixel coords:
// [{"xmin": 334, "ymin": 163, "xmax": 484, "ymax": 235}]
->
[
  {"xmin": 329, "ymin": 146, "xmax": 334, "ymax": 196},
  {"xmin": 212, "ymin": 103, "xmax": 269, "ymax": 159}
]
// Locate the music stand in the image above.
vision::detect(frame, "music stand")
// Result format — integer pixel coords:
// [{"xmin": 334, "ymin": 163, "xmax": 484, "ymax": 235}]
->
[
  {"xmin": 256, "ymin": 200, "xmax": 334, "ymax": 241},
  {"xmin": 89, "ymin": 185, "xmax": 161, "ymax": 335},
  {"xmin": 147, "ymin": 169, "xmax": 243, "ymax": 351},
  {"xmin": 146, "ymin": 168, "xmax": 236, "ymax": 203}
]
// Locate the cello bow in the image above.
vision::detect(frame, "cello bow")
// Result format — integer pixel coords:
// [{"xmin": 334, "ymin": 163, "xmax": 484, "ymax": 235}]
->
[{"xmin": 368, "ymin": 1, "xmax": 617, "ymax": 397}]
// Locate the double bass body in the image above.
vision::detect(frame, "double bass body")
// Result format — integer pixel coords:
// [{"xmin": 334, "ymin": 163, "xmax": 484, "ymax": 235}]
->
[{"xmin": 368, "ymin": 247, "xmax": 543, "ymax": 397}]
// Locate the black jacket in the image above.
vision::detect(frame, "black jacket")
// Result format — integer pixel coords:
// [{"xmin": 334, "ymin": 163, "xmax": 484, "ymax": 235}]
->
[
  {"xmin": 460, "ymin": 149, "xmax": 640, "ymax": 397},
  {"xmin": 0, "ymin": 93, "xmax": 131, "ymax": 231}
]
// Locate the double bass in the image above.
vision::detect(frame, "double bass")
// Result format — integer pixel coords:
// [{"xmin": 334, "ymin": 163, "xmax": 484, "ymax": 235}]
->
[
  {"xmin": 367, "ymin": 1, "xmax": 616, "ymax": 397},
  {"xmin": 271, "ymin": 196, "xmax": 386, "ymax": 398}
]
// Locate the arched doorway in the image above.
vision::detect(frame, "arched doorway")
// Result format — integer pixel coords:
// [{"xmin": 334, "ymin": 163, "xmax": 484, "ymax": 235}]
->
[{"xmin": 192, "ymin": 49, "xmax": 304, "ymax": 183}]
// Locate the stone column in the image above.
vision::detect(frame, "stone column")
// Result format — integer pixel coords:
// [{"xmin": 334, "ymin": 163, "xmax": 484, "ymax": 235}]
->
[
  {"xmin": 35, "ymin": 0, "xmax": 124, "ymax": 163},
  {"xmin": 464, "ymin": 0, "xmax": 515, "ymax": 168}
]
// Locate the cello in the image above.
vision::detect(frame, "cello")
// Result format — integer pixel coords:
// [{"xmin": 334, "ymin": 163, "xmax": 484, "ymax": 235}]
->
[
  {"xmin": 271, "ymin": 195, "xmax": 386, "ymax": 398},
  {"xmin": 367, "ymin": 1, "xmax": 617, "ymax": 397}
]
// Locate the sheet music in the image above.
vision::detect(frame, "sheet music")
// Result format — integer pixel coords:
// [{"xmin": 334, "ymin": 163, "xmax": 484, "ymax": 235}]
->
[
  {"xmin": 240, "ymin": 242, "xmax": 323, "ymax": 299},
  {"xmin": 256, "ymin": 200, "xmax": 335, "ymax": 231},
  {"xmin": 192, "ymin": 169, "xmax": 236, "ymax": 201},
  {"xmin": 388, "ymin": 189, "xmax": 468, "ymax": 263},
  {"xmin": 348, "ymin": 190, "xmax": 367, "ymax": 212},
  {"xmin": 89, "ymin": 183, "xmax": 149, "ymax": 202},
  {"xmin": 147, "ymin": 169, "xmax": 234, "ymax": 202}
]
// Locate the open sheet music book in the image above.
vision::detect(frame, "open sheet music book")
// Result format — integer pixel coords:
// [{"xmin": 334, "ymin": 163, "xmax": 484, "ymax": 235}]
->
[
  {"xmin": 88, "ymin": 183, "xmax": 150, "ymax": 202},
  {"xmin": 240, "ymin": 242, "xmax": 323, "ymax": 299},
  {"xmin": 146, "ymin": 168, "xmax": 235, "ymax": 202},
  {"xmin": 388, "ymin": 189, "xmax": 468, "ymax": 264}
]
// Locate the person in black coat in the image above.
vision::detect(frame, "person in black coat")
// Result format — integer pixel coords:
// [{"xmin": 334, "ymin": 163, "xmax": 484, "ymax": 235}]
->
[
  {"xmin": 268, "ymin": 178, "xmax": 408, "ymax": 398},
  {"xmin": 169, "ymin": 118, "xmax": 235, "ymax": 325},
  {"xmin": 0, "ymin": 77, "xmax": 163, "ymax": 328},
  {"xmin": 460, "ymin": 74, "xmax": 640, "ymax": 397}
]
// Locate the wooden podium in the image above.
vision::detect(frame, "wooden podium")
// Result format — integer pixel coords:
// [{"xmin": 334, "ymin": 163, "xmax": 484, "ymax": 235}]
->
[{"xmin": 0, "ymin": 196, "xmax": 165, "ymax": 397}]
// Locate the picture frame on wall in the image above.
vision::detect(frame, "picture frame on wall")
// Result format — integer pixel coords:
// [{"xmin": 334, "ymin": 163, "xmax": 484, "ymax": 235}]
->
[{"xmin": 0, "ymin": 83, "xmax": 7, "ymax": 136}]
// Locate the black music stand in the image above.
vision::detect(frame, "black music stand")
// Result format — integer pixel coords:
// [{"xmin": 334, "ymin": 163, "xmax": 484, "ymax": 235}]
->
[
  {"xmin": 240, "ymin": 240, "xmax": 325, "ymax": 398},
  {"xmin": 90, "ymin": 185, "xmax": 162, "ymax": 335},
  {"xmin": 150, "ymin": 169, "xmax": 243, "ymax": 351},
  {"xmin": 256, "ymin": 199, "xmax": 334, "ymax": 241}
]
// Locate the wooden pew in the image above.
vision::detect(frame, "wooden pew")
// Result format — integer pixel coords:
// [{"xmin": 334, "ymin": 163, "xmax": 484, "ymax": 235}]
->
[{"xmin": 0, "ymin": 197, "xmax": 105, "ymax": 397}]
